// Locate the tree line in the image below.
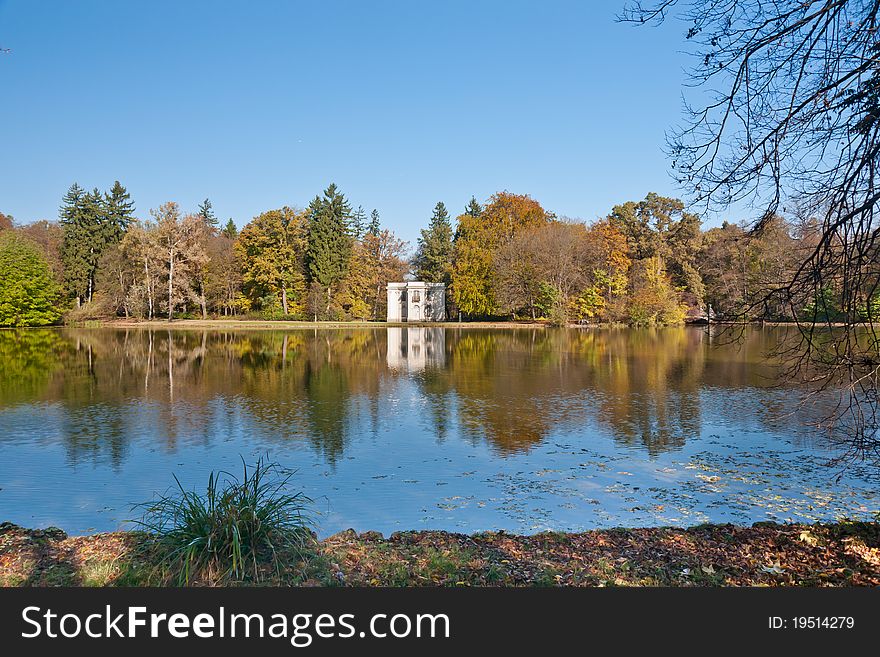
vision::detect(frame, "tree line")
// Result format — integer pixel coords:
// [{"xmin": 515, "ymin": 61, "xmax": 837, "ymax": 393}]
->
[{"xmin": 0, "ymin": 184, "xmax": 824, "ymax": 327}]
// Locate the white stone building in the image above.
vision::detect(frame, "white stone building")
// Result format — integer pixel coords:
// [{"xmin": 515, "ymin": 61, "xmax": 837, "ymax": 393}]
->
[{"xmin": 386, "ymin": 282, "xmax": 445, "ymax": 322}]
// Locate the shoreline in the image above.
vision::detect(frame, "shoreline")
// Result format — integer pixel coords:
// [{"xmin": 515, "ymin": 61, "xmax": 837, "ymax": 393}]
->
[
  {"xmin": 96, "ymin": 318, "xmax": 548, "ymax": 329},
  {"xmin": 3, "ymin": 318, "xmax": 823, "ymax": 331},
  {"xmin": 3, "ymin": 520, "xmax": 878, "ymax": 587}
]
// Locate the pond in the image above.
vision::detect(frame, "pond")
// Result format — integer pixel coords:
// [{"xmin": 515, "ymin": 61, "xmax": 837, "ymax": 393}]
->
[{"xmin": 0, "ymin": 326, "xmax": 877, "ymax": 536}]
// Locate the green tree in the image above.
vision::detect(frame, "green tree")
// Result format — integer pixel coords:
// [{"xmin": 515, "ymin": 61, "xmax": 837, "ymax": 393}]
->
[
  {"xmin": 464, "ymin": 196, "xmax": 482, "ymax": 218},
  {"xmin": 59, "ymin": 183, "xmax": 89, "ymax": 303},
  {"xmin": 104, "ymin": 181, "xmax": 135, "ymax": 239},
  {"xmin": 197, "ymin": 198, "xmax": 219, "ymax": 228},
  {"xmin": 305, "ymin": 184, "xmax": 353, "ymax": 318},
  {"xmin": 0, "ymin": 232, "xmax": 62, "ymax": 326},
  {"xmin": 351, "ymin": 205, "xmax": 367, "ymax": 240},
  {"xmin": 60, "ymin": 182, "xmax": 134, "ymax": 306},
  {"xmin": 413, "ymin": 201, "xmax": 453, "ymax": 284},
  {"xmin": 367, "ymin": 209, "xmax": 381, "ymax": 236},
  {"xmin": 220, "ymin": 218, "xmax": 238, "ymax": 240}
]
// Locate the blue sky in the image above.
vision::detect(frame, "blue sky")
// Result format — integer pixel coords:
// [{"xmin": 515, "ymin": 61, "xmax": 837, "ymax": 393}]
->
[{"xmin": 0, "ymin": 0, "xmax": 703, "ymax": 246}]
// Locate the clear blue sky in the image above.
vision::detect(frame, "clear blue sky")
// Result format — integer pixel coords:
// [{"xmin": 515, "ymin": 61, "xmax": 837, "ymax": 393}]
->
[{"xmin": 0, "ymin": 0, "xmax": 704, "ymax": 247}]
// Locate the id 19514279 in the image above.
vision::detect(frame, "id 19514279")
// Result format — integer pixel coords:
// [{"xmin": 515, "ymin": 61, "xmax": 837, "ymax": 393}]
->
[{"xmin": 769, "ymin": 616, "xmax": 855, "ymax": 630}]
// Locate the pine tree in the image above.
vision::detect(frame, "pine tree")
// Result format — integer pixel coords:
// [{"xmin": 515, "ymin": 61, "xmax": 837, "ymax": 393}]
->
[
  {"xmin": 305, "ymin": 183, "xmax": 353, "ymax": 318},
  {"xmin": 59, "ymin": 183, "xmax": 84, "ymax": 224},
  {"xmin": 60, "ymin": 185, "xmax": 99, "ymax": 304},
  {"xmin": 197, "ymin": 198, "xmax": 219, "ymax": 227},
  {"xmin": 351, "ymin": 205, "xmax": 367, "ymax": 240},
  {"xmin": 367, "ymin": 209, "xmax": 381, "ymax": 236},
  {"xmin": 60, "ymin": 182, "xmax": 134, "ymax": 306},
  {"xmin": 221, "ymin": 218, "xmax": 238, "ymax": 240},
  {"xmin": 414, "ymin": 201, "xmax": 453, "ymax": 283},
  {"xmin": 104, "ymin": 181, "xmax": 135, "ymax": 240},
  {"xmin": 465, "ymin": 196, "xmax": 483, "ymax": 217}
]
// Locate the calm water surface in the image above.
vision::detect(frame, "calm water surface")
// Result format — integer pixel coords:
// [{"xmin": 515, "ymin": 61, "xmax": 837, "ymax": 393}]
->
[{"xmin": 0, "ymin": 326, "xmax": 876, "ymax": 536}]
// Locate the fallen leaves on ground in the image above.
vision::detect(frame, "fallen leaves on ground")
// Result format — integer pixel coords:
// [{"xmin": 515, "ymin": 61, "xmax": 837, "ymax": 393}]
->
[{"xmin": 2, "ymin": 520, "xmax": 879, "ymax": 587}]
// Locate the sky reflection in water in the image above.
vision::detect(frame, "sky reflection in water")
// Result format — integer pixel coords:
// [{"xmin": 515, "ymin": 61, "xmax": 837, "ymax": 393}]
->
[{"xmin": 0, "ymin": 326, "xmax": 876, "ymax": 536}]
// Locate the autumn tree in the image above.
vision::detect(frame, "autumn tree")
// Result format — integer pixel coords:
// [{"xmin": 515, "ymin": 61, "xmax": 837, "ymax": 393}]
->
[
  {"xmin": 97, "ymin": 241, "xmax": 137, "ymax": 317},
  {"xmin": 120, "ymin": 221, "xmax": 163, "ymax": 319},
  {"xmin": 698, "ymin": 217, "xmax": 802, "ymax": 320},
  {"xmin": 188, "ymin": 215, "xmax": 217, "ymax": 318},
  {"xmin": 204, "ymin": 232, "xmax": 242, "ymax": 316},
  {"xmin": 525, "ymin": 221, "xmax": 602, "ymax": 324},
  {"xmin": 151, "ymin": 202, "xmax": 207, "ymax": 321},
  {"xmin": 493, "ymin": 230, "xmax": 543, "ymax": 320},
  {"xmin": 589, "ymin": 220, "xmax": 631, "ymax": 319},
  {"xmin": 451, "ymin": 192, "xmax": 551, "ymax": 317},
  {"xmin": 608, "ymin": 193, "xmax": 703, "ymax": 308},
  {"xmin": 235, "ymin": 207, "xmax": 308, "ymax": 315},
  {"xmin": 363, "ymin": 227, "xmax": 409, "ymax": 320},
  {"xmin": 627, "ymin": 256, "xmax": 687, "ymax": 326}
]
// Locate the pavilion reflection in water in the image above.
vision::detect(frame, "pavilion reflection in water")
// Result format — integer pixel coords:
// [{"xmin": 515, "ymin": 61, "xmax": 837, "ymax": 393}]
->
[{"xmin": 386, "ymin": 327, "xmax": 446, "ymax": 372}]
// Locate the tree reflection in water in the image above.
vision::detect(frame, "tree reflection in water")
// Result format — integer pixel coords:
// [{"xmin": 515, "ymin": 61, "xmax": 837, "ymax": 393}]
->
[
  {"xmin": 1, "ymin": 326, "xmax": 872, "ymax": 537},
  {"xmin": 0, "ymin": 325, "xmax": 828, "ymax": 466}
]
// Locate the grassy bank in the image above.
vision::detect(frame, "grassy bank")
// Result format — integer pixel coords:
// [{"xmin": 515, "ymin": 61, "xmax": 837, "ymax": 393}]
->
[{"xmin": 2, "ymin": 521, "xmax": 878, "ymax": 587}]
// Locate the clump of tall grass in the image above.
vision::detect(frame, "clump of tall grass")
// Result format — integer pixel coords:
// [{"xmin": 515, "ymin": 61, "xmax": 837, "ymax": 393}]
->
[{"xmin": 134, "ymin": 457, "xmax": 313, "ymax": 584}]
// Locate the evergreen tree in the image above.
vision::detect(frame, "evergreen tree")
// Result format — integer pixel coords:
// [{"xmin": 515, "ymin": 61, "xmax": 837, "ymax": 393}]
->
[
  {"xmin": 0, "ymin": 232, "xmax": 62, "ymax": 326},
  {"xmin": 465, "ymin": 196, "xmax": 483, "ymax": 217},
  {"xmin": 60, "ymin": 182, "xmax": 133, "ymax": 305},
  {"xmin": 197, "ymin": 198, "xmax": 219, "ymax": 227},
  {"xmin": 351, "ymin": 205, "xmax": 367, "ymax": 240},
  {"xmin": 367, "ymin": 209, "xmax": 381, "ymax": 236},
  {"xmin": 414, "ymin": 201, "xmax": 454, "ymax": 283},
  {"xmin": 59, "ymin": 183, "xmax": 85, "ymax": 223},
  {"xmin": 60, "ymin": 185, "xmax": 96, "ymax": 304},
  {"xmin": 104, "ymin": 181, "xmax": 135, "ymax": 240},
  {"xmin": 305, "ymin": 183, "xmax": 353, "ymax": 318},
  {"xmin": 221, "ymin": 218, "xmax": 238, "ymax": 240}
]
